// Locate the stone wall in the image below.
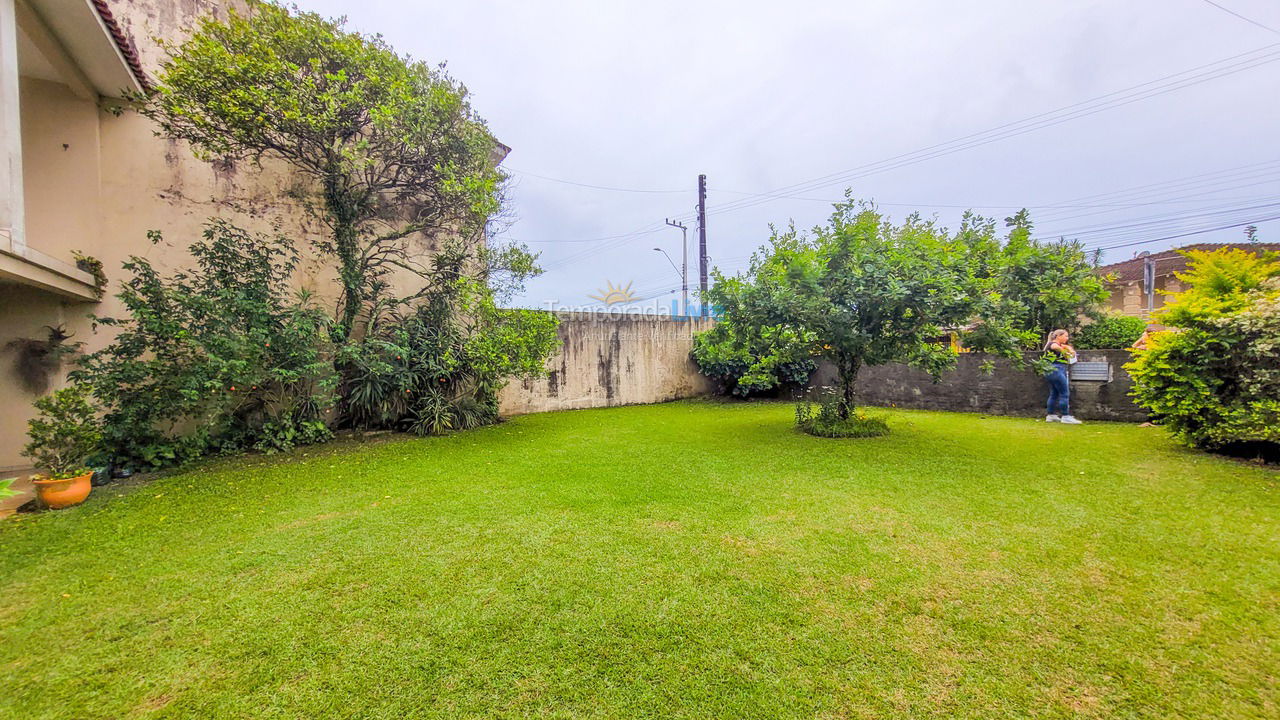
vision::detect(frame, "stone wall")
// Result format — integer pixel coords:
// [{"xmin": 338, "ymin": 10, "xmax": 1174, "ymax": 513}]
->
[
  {"xmin": 808, "ymin": 350, "xmax": 1147, "ymax": 422},
  {"xmin": 499, "ymin": 312, "xmax": 717, "ymax": 415}
]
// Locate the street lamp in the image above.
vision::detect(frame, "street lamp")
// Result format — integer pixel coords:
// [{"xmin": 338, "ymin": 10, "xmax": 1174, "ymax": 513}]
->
[{"xmin": 661, "ymin": 219, "xmax": 688, "ymax": 316}]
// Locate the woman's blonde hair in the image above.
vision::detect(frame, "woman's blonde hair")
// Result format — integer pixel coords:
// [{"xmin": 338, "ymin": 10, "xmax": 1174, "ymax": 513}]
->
[{"xmin": 1044, "ymin": 329, "xmax": 1069, "ymax": 351}]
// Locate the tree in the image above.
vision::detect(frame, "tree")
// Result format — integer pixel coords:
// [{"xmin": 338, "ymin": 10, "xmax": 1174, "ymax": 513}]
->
[
  {"xmin": 965, "ymin": 209, "xmax": 1108, "ymax": 351},
  {"xmin": 694, "ymin": 202, "xmax": 1111, "ymax": 422},
  {"xmin": 71, "ymin": 221, "xmax": 336, "ymax": 469},
  {"xmin": 1073, "ymin": 313, "xmax": 1146, "ymax": 349},
  {"xmin": 703, "ymin": 201, "xmax": 998, "ymax": 420},
  {"xmin": 339, "ymin": 242, "xmax": 560, "ymax": 434},
  {"xmin": 141, "ymin": 1, "xmax": 507, "ymax": 339}
]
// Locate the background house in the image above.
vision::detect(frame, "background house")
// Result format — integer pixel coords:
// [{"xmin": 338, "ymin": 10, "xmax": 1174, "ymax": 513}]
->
[{"xmin": 1097, "ymin": 242, "xmax": 1280, "ymax": 319}]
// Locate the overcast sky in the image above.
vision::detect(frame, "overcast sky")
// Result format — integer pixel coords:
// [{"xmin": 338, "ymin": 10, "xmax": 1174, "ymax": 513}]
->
[{"xmin": 297, "ymin": 0, "xmax": 1280, "ymax": 310}]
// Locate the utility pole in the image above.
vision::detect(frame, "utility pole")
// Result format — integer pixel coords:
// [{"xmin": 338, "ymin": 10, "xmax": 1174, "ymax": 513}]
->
[
  {"xmin": 697, "ymin": 174, "xmax": 708, "ymax": 316},
  {"xmin": 663, "ymin": 219, "xmax": 688, "ymax": 317},
  {"xmin": 1142, "ymin": 252, "xmax": 1155, "ymax": 316}
]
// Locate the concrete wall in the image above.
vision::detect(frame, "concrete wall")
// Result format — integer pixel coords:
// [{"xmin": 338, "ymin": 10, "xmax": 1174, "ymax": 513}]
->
[
  {"xmin": 500, "ymin": 312, "xmax": 717, "ymax": 415},
  {"xmin": 807, "ymin": 350, "xmax": 1147, "ymax": 422}
]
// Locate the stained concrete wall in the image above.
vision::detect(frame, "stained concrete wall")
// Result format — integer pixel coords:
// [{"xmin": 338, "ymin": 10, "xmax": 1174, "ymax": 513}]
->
[
  {"xmin": 499, "ymin": 312, "xmax": 717, "ymax": 415},
  {"xmin": 807, "ymin": 350, "xmax": 1147, "ymax": 422}
]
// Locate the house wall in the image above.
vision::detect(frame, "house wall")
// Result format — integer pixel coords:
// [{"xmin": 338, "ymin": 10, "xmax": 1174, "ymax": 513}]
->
[
  {"xmin": 3, "ymin": 0, "xmax": 366, "ymax": 471},
  {"xmin": 1105, "ymin": 276, "xmax": 1185, "ymax": 319},
  {"xmin": 19, "ymin": 77, "xmax": 101, "ymax": 262}
]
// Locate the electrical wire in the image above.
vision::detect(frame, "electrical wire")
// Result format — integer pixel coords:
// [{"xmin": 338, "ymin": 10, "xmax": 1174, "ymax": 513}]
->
[
  {"xmin": 524, "ymin": 44, "xmax": 1280, "ymax": 273},
  {"xmin": 667, "ymin": 44, "xmax": 1280, "ymax": 223},
  {"xmin": 1090, "ymin": 213, "xmax": 1280, "ymax": 251},
  {"xmin": 506, "ymin": 167, "xmax": 688, "ymax": 194},
  {"xmin": 1200, "ymin": 0, "xmax": 1280, "ymax": 35}
]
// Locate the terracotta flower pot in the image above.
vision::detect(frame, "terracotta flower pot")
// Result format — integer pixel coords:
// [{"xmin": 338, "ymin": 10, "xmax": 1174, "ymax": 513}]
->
[{"xmin": 32, "ymin": 471, "xmax": 93, "ymax": 510}]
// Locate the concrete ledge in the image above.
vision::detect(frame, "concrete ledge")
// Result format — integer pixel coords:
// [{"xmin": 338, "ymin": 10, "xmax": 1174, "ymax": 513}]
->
[{"xmin": 0, "ymin": 228, "xmax": 99, "ymax": 301}]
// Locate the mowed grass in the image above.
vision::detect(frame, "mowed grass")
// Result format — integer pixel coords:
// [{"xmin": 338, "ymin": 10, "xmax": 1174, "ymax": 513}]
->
[{"xmin": 1, "ymin": 401, "xmax": 1278, "ymax": 719}]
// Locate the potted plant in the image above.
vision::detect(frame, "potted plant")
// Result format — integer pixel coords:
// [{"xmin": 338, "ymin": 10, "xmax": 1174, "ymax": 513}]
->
[{"xmin": 22, "ymin": 384, "xmax": 101, "ymax": 509}]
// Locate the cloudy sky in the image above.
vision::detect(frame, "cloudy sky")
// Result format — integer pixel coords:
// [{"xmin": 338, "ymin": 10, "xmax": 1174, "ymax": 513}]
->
[{"xmin": 297, "ymin": 0, "xmax": 1280, "ymax": 310}]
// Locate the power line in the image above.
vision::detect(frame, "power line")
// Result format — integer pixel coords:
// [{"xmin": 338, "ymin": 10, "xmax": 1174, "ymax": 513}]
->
[
  {"xmin": 670, "ymin": 43, "xmax": 1280, "ymax": 222},
  {"xmin": 1064, "ymin": 201, "xmax": 1280, "ymax": 244},
  {"xmin": 1200, "ymin": 0, "xmax": 1280, "ymax": 36},
  {"xmin": 997, "ymin": 158, "xmax": 1280, "ymax": 222},
  {"xmin": 712, "ymin": 189, "xmax": 1273, "ymax": 212},
  {"xmin": 506, "ymin": 167, "xmax": 687, "ymax": 194},
  {"xmin": 527, "ymin": 44, "xmax": 1280, "ymax": 274},
  {"xmin": 1091, "ymin": 213, "xmax": 1280, "ymax": 251}
]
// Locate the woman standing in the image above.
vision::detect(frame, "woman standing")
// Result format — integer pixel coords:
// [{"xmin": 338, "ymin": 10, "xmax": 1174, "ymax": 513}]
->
[{"xmin": 1044, "ymin": 329, "xmax": 1082, "ymax": 424}]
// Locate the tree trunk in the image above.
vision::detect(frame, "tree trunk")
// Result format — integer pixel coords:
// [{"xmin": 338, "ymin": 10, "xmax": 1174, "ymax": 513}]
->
[
  {"xmin": 324, "ymin": 172, "xmax": 363, "ymax": 341},
  {"xmin": 836, "ymin": 354, "xmax": 861, "ymax": 420},
  {"xmin": 334, "ymin": 219, "xmax": 362, "ymax": 339}
]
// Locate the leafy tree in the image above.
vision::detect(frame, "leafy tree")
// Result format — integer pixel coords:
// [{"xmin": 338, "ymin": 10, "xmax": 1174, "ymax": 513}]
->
[
  {"xmin": 1127, "ymin": 248, "xmax": 1280, "ymax": 451},
  {"xmin": 140, "ymin": 1, "xmax": 507, "ymax": 338},
  {"xmin": 695, "ymin": 202, "xmax": 1112, "ymax": 422},
  {"xmin": 339, "ymin": 242, "xmax": 559, "ymax": 434},
  {"xmin": 701, "ymin": 201, "xmax": 1004, "ymax": 421},
  {"xmin": 693, "ymin": 235, "xmax": 817, "ymax": 396},
  {"xmin": 1158, "ymin": 247, "xmax": 1280, "ymax": 326},
  {"xmin": 965, "ymin": 209, "xmax": 1108, "ymax": 351}
]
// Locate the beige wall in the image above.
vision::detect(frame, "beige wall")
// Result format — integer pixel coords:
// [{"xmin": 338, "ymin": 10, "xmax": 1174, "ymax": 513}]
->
[
  {"xmin": 500, "ymin": 312, "xmax": 717, "ymax": 416},
  {"xmin": 19, "ymin": 76, "xmax": 101, "ymax": 261},
  {"xmin": 0, "ymin": 0, "xmax": 334, "ymax": 471},
  {"xmin": 0, "ymin": 0, "xmax": 508, "ymax": 472}
]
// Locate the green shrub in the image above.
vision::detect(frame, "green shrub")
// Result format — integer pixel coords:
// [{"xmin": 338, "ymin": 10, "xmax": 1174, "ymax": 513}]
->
[
  {"xmin": 692, "ymin": 322, "xmax": 816, "ymax": 397},
  {"xmin": 1074, "ymin": 313, "xmax": 1146, "ymax": 349},
  {"xmin": 72, "ymin": 221, "xmax": 336, "ymax": 469},
  {"xmin": 22, "ymin": 384, "xmax": 102, "ymax": 479},
  {"xmin": 1127, "ymin": 249, "xmax": 1280, "ymax": 451},
  {"xmin": 795, "ymin": 394, "xmax": 890, "ymax": 438},
  {"xmin": 339, "ymin": 247, "xmax": 558, "ymax": 436}
]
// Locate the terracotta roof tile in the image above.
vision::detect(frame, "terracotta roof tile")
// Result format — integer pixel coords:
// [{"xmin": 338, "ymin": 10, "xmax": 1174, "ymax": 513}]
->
[
  {"xmin": 90, "ymin": 0, "xmax": 152, "ymax": 92},
  {"xmin": 1096, "ymin": 242, "xmax": 1280, "ymax": 284}
]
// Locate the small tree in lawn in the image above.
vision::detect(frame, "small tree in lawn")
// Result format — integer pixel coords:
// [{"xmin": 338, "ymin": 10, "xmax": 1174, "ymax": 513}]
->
[
  {"xmin": 140, "ymin": 1, "xmax": 507, "ymax": 339},
  {"xmin": 729, "ymin": 201, "xmax": 992, "ymax": 422}
]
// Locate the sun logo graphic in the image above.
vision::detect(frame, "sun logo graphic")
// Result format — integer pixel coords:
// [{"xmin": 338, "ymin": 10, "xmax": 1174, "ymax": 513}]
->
[{"xmin": 588, "ymin": 280, "xmax": 640, "ymax": 305}]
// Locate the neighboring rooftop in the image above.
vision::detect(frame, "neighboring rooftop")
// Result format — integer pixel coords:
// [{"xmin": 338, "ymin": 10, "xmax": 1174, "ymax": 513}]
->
[{"xmin": 1097, "ymin": 242, "xmax": 1280, "ymax": 284}]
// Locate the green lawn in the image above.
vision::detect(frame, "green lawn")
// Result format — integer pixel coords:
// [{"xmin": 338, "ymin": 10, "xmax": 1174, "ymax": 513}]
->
[{"xmin": 2, "ymin": 401, "xmax": 1277, "ymax": 719}]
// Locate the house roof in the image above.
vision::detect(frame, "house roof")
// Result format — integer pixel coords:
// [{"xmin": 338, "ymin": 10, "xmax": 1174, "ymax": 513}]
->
[
  {"xmin": 23, "ymin": 0, "xmax": 150, "ymax": 97},
  {"xmin": 89, "ymin": 0, "xmax": 151, "ymax": 92},
  {"xmin": 1096, "ymin": 242, "xmax": 1280, "ymax": 284}
]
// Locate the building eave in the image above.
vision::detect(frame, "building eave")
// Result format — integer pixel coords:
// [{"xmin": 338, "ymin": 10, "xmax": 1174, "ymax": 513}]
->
[{"xmin": 25, "ymin": 0, "xmax": 148, "ymax": 98}]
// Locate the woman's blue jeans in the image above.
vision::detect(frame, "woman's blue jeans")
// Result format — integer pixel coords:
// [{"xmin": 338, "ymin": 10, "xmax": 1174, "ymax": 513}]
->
[{"xmin": 1046, "ymin": 362, "xmax": 1070, "ymax": 416}]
